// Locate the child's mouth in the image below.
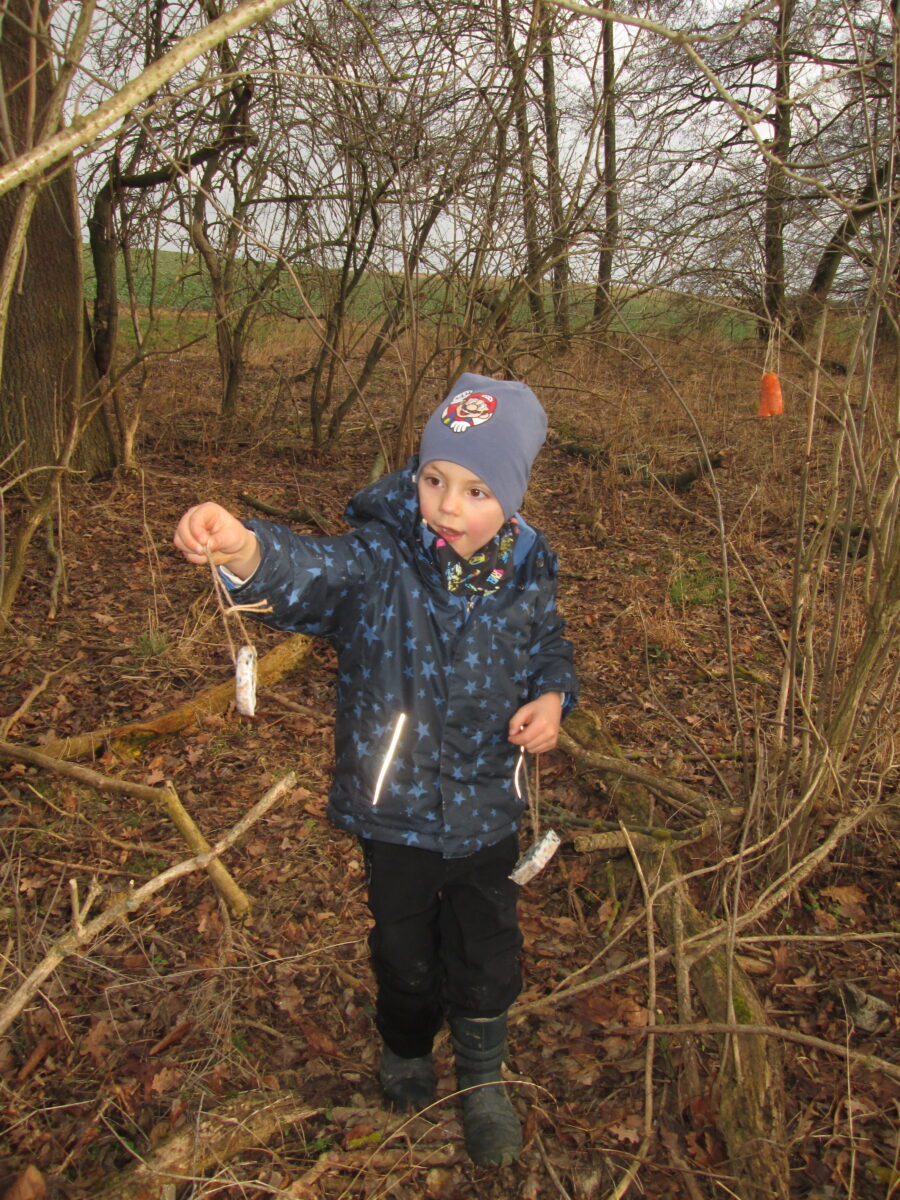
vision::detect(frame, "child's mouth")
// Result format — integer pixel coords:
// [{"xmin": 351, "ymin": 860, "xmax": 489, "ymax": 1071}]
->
[{"xmin": 437, "ymin": 526, "xmax": 463, "ymax": 542}]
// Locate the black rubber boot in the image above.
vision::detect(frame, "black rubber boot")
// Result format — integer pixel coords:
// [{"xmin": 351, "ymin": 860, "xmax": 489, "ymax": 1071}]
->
[
  {"xmin": 450, "ymin": 1013, "xmax": 522, "ymax": 1166},
  {"xmin": 379, "ymin": 1044, "xmax": 435, "ymax": 1113}
]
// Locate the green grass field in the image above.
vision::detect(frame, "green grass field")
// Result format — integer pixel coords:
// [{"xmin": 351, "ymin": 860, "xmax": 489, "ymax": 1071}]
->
[
  {"xmin": 81, "ymin": 245, "xmax": 775, "ymax": 348},
  {"xmin": 83, "ymin": 246, "xmax": 212, "ymax": 310}
]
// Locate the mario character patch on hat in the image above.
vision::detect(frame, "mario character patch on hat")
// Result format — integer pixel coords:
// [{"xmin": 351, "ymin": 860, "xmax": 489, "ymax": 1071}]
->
[{"xmin": 441, "ymin": 390, "xmax": 497, "ymax": 433}]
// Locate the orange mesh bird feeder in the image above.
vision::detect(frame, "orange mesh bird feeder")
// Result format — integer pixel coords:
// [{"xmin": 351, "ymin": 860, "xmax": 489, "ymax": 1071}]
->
[{"xmin": 758, "ymin": 371, "xmax": 784, "ymax": 417}]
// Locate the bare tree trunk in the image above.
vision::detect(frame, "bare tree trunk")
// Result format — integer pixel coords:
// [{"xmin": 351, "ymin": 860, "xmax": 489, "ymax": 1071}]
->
[
  {"xmin": 307, "ymin": 163, "xmax": 391, "ymax": 447},
  {"xmin": 87, "ymin": 172, "xmax": 119, "ymax": 380},
  {"xmin": 499, "ymin": 0, "xmax": 546, "ymax": 332},
  {"xmin": 593, "ymin": 9, "xmax": 618, "ymax": 326},
  {"xmin": 540, "ymin": 2, "xmax": 570, "ymax": 338},
  {"xmin": 326, "ymin": 173, "xmax": 465, "ymax": 445},
  {"xmin": 791, "ymin": 162, "xmax": 890, "ymax": 343},
  {"xmin": 0, "ymin": 0, "xmax": 111, "ymax": 479},
  {"xmin": 760, "ymin": 0, "xmax": 794, "ymax": 337}
]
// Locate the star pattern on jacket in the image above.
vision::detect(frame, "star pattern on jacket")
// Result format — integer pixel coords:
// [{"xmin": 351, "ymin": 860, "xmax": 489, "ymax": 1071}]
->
[{"xmin": 226, "ymin": 459, "xmax": 578, "ymax": 859}]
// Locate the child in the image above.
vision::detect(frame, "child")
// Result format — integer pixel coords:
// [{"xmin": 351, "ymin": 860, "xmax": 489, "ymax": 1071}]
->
[{"xmin": 173, "ymin": 373, "xmax": 577, "ymax": 1166}]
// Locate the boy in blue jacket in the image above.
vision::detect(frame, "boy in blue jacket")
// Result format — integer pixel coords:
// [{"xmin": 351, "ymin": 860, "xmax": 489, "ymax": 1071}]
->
[{"xmin": 174, "ymin": 373, "xmax": 578, "ymax": 1166}]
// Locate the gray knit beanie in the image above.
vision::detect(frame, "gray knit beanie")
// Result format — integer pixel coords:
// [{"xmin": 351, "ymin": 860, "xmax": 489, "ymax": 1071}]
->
[{"xmin": 418, "ymin": 373, "xmax": 547, "ymax": 518}]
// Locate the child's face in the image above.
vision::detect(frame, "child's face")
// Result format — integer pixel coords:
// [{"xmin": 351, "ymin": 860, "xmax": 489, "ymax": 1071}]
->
[{"xmin": 417, "ymin": 459, "xmax": 505, "ymax": 560}]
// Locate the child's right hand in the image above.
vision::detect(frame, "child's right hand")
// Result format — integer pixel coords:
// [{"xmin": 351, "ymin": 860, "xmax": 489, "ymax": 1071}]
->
[{"xmin": 173, "ymin": 502, "xmax": 261, "ymax": 580}]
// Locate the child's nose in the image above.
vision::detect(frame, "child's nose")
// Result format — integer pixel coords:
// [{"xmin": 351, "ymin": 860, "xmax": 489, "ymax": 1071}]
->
[{"xmin": 440, "ymin": 490, "xmax": 460, "ymax": 514}]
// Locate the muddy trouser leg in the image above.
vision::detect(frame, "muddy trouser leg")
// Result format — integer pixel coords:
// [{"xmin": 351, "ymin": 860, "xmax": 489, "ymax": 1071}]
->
[
  {"xmin": 439, "ymin": 836, "xmax": 523, "ymax": 1165},
  {"xmin": 362, "ymin": 839, "xmax": 443, "ymax": 1110},
  {"xmin": 361, "ymin": 836, "xmax": 522, "ymax": 1118}
]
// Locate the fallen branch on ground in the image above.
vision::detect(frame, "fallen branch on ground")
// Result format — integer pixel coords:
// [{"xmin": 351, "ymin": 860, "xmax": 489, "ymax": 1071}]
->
[
  {"xmin": 547, "ymin": 431, "xmax": 610, "ymax": 467},
  {"xmin": 653, "ymin": 452, "xmax": 726, "ymax": 494},
  {"xmin": 0, "ymin": 740, "xmax": 258, "ymax": 918},
  {"xmin": 558, "ymin": 706, "xmax": 790, "ymax": 1200},
  {"xmin": 0, "ymin": 772, "xmax": 295, "ymax": 1039},
  {"xmin": 94, "ymin": 1088, "xmax": 317, "ymax": 1200},
  {"xmin": 287, "ymin": 1144, "xmax": 467, "ymax": 1197},
  {"xmin": 558, "ymin": 725, "xmax": 713, "ymax": 815},
  {"xmin": 570, "ymin": 812, "xmax": 737, "ymax": 854},
  {"xmin": 569, "ymin": 1021, "xmax": 900, "ymax": 1083},
  {"xmin": 35, "ymin": 632, "xmax": 314, "ymax": 760},
  {"xmin": 548, "ymin": 433, "xmax": 726, "ymax": 496},
  {"xmin": 238, "ymin": 492, "xmax": 333, "ymax": 535},
  {"xmin": 519, "ymin": 796, "xmax": 882, "ymax": 1018}
]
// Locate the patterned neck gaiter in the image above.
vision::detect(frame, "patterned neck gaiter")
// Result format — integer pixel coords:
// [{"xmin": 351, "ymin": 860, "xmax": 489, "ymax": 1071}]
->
[{"xmin": 421, "ymin": 517, "xmax": 519, "ymax": 597}]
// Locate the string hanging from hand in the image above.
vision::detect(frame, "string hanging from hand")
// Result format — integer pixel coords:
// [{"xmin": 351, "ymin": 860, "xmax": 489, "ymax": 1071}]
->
[{"xmin": 204, "ymin": 546, "xmax": 271, "ymax": 716}]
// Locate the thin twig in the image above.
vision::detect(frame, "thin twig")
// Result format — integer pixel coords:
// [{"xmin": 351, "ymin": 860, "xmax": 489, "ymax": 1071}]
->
[
  {"xmin": 0, "ymin": 772, "xmax": 295, "ymax": 1038},
  {"xmin": 607, "ymin": 1134, "xmax": 653, "ymax": 1200},
  {"xmin": 0, "ymin": 663, "xmax": 74, "ymax": 740},
  {"xmin": 620, "ymin": 821, "xmax": 658, "ymax": 1143},
  {"xmin": 584, "ymin": 1021, "xmax": 900, "ymax": 1083},
  {"xmin": 534, "ymin": 1129, "xmax": 575, "ymax": 1200}
]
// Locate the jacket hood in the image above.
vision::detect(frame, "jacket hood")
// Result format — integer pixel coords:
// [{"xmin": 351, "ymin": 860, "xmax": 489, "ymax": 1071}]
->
[{"xmin": 344, "ymin": 458, "xmax": 421, "ymax": 540}]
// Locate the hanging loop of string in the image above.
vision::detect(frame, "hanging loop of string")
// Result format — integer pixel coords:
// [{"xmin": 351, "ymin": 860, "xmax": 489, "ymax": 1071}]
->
[
  {"xmin": 204, "ymin": 547, "xmax": 270, "ymax": 659},
  {"xmin": 510, "ymin": 749, "xmax": 559, "ymax": 886},
  {"xmin": 763, "ymin": 323, "xmax": 782, "ymax": 378},
  {"xmin": 514, "ymin": 746, "xmax": 541, "ymax": 840},
  {"xmin": 204, "ymin": 547, "xmax": 271, "ymax": 715}
]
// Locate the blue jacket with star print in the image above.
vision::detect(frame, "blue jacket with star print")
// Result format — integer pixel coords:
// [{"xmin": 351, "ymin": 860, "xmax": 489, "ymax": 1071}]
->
[{"xmin": 229, "ymin": 459, "xmax": 578, "ymax": 858}]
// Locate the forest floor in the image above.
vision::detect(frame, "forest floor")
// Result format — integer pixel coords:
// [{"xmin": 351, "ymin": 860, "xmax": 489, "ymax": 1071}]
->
[{"xmin": 0, "ymin": 339, "xmax": 897, "ymax": 1199}]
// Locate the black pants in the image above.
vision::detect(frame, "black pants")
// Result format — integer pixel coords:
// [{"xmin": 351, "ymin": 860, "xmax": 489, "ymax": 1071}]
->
[{"xmin": 361, "ymin": 835, "xmax": 522, "ymax": 1058}]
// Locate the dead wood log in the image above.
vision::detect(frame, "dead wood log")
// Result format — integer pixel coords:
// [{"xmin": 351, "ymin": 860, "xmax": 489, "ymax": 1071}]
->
[
  {"xmin": 93, "ymin": 1090, "xmax": 318, "ymax": 1200},
  {"xmin": 238, "ymin": 491, "xmax": 333, "ymax": 535},
  {"xmin": 558, "ymin": 726, "xmax": 713, "ymax": 816},
  {"xmin": 549, "ymin": 430, "xmax": 726, "ymax": 495},
  {"xmin": 0, "ymin": 773, "xmax": 294, "ymax": 1038},
  {"xmin": 548, "ymin": 431, "xmax": 610, "ymax": 467},
  {"xmin": 36, "ymin": 632, "xmax": 314, "ymax": 761},
  {"xmin": 0, "ymin": 740, "xmax": 259, "ymax": 919},
  {"xmin": 653, "ymin": 452, "xmax": 725, "ymax": 493},
  {"xmin": 571, "ymin": 822, "xmax": 709, "ymax": 855},
  {"xmin": 562, "ymin": 707, "xmax": 790, "ymax": 1200}
]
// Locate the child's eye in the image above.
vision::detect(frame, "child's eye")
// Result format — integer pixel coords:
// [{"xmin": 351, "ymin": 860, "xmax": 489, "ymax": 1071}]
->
[{"xmin": 469, "ymin": 488, "xmax": 487, "ymax": 499}]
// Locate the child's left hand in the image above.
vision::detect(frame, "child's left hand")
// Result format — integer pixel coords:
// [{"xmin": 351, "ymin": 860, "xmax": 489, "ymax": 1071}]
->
[{"xmin": 508, "ymin": 693, "xmax": 563, "ymax": 754}]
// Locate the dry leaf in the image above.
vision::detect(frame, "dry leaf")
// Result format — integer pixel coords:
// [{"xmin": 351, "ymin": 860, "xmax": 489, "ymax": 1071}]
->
[
  {"xmin": 820, "ymin": 884, "xmax": 866, "ymax": 906},
  {"xmin": 607, "ymin": 1113, "xmax": 644, "ymax": 1144},
  {"xmin": 296, "ymin": 1019, "xmax": 339, "ymax": 1056},
  {"xmin": 425, "ymin": 1168, "xmax": 456, "ymax": 1199},
  {"xmin": 277, "ymin": 984, "xmax": 305, "ymax": 1020},
  {"xmin": 2, "ymin": 1166, "xmax": 46, "ymax": 1200},
  {"xmin": 83, "ymin": 1018, "xmax": 112, "ymax": 1067},
  {"xmin": 150, "ymin": 1066, "xmax": 184, "ymax": 1095},
  {"xmin": 820, "ymin": 884, "xmax": 867, "ymax": 921}
]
